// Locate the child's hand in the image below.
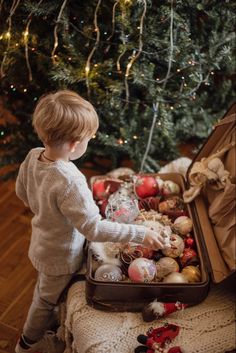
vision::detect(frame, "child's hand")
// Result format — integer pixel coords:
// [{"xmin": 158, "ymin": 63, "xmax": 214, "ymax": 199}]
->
[{"xmin": 143, "ymin": 229, "xmax": 167, "ymax": 250}]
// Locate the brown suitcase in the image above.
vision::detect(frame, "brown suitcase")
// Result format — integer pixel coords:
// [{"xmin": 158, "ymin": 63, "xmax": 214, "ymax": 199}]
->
[{"xmin": 85, "ymin": 104, "xmax": 236, "ymax": 312}]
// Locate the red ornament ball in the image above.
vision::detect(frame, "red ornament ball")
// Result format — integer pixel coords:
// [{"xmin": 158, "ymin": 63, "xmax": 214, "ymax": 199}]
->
[
  {"xmin": 92, "ymin": 180, "xmax": 108, "ymax": 201},
  {"xmin": 134, "ymin": 175, "xmax": 159, "ymax": 199},
  {"xmin": 179, "ymin": 248, "xmax": 199, "ymax": 267},
  {"xmin": 184, "ymin": 236, "xmax": 195, "ymax": 248}
]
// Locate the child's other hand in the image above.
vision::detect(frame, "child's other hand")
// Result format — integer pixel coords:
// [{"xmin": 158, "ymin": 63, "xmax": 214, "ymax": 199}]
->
[{"xmin": 143, "ymin": 229, "xmax": 167, "ymax": 250}]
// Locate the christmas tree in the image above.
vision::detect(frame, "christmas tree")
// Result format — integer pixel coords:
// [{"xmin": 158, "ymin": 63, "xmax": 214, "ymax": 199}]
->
[{"xmin": 0, "ymin": 0, "xmax": 235, "ymax": 177}]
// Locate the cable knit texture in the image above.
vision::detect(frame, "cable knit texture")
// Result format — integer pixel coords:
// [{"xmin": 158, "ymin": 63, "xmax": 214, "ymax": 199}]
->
[
  {"xmin": 15, "ymin": 148, "xmax": 146, "ymax": 275},
  {"xmin": 59, "ymin": 281, "xmax": 235, "ymax": 353}
]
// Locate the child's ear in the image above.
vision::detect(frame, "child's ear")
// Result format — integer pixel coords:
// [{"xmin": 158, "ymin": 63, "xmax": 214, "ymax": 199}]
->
[{"xmin": 69, "ymin": 141, "xmax": 79, "ymax": 153}]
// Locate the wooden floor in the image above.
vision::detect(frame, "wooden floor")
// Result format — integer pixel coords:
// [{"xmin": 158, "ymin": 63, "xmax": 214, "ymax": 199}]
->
[{"xmin": 0, "ymin": 178, "xmax": 36, "ymax": 353}]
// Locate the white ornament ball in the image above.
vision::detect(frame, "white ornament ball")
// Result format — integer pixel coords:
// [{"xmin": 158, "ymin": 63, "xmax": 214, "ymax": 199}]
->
[
  {"xmin": 128, "ymin": 258, "xmax": 156, "ymax": 283},
  {"xmin": 155, "ymin": 257, "xmax": 179, "ymax": 281},
  {"xmin": 174, "ymin": 216, "xmax": 193, "ymax": 235},
  {"xmin": 162, "ymin": 180, "xmax": 181, "ymax": 196},
  {"xmin": 162, "ymin": 234, "xmax": 185, "ymax": 258},
  {"xmin": 155, "ymin": 176, "xmax": 164, "ymax": 192},
  {"xmin": 94, "ymin": 264, "xmax": 123, "ymax": 282},
  {"xmin": 163, "ymin": 272, "xmax": 188, "ymax": 283}
]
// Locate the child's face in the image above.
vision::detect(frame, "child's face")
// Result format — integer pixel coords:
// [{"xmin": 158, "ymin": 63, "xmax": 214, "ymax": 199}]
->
[{"xmin": 69, "ymin": 137, "xmax": 90, "ymax": 161}]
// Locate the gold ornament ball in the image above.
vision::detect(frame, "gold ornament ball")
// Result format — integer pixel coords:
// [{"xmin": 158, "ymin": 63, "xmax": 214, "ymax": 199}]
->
[
  {"xmin": 181, "ymin": 266, "xmax": 201, "ymax": 283},
  {"xmin": 163, "ymin": 272, "xmax": 188, "ymax": 283}
]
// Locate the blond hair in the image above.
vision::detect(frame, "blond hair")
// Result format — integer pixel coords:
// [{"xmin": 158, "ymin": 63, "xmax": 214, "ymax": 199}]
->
[{"xmin": 32, "ymin": 90, "xmax": 99, "ymax": 146}]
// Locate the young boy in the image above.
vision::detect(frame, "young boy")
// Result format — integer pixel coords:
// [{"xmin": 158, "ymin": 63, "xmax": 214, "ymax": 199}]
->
[{"xmin": 15, "ymin": 90, "xmax": 166, "ymax": 353}]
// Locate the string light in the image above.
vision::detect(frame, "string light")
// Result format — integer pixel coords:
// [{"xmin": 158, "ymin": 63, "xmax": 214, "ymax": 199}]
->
[
  {"xmin": 118, "ymin": 138, "xmax": 124, "ymax": 144},
  {"xmin": 133, "ymin": 135, "xmax": 138, "ymax": 139},
  {"xmin": 1, "ymin": 0, "xmax": 21, "ymax": 78},
  {"xmin": 85, "ymin": 0, "xmax": 102, "ymax": 96},
  {"xmin": 124, "ymin": 0, "xmax": 147, "ymax": 105},
  {"xmin": 51, "ymin": 0, "xmax": 68, "ymax": 63}
]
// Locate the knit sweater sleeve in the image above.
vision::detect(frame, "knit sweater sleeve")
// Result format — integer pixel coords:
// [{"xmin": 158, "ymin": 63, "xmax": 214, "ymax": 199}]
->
[
  {"xmin": 59, "ymin": 177, "xmax": 146, "ymax": 244},
  {"xmin": 15, "ymin": 161, "xmax": 29, "ymax": 207}
]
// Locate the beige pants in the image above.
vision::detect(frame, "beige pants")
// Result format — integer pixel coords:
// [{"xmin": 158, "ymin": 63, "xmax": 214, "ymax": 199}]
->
[{"xmin": 23, "ymin": 272, "xmax": 74, "ymax": 342}]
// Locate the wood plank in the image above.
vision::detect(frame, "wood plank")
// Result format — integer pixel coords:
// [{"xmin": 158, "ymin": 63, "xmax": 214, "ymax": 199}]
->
[
  {"xmin": 0, "ymin": 279, "xmax": 36, "ymax": 330},
  {"xmin": 0, "ymin": 237, "xmax": 30, "ymax": 280},
  {"xmin": 0, "ymin": 237, "xmax": 36, "ymax": 313},
  {"xmin": 0, "ymin": 223, "xmax": 29, "ymax": 259},
  {"xmin": 0, "ymin": 322, "xmax": 18, "ymax": 353}
]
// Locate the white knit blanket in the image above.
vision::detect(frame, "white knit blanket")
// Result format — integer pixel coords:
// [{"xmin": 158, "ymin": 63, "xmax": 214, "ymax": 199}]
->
[{"xmin": 58, "ymin": 281, "xmax": 235, "ymax": 353}]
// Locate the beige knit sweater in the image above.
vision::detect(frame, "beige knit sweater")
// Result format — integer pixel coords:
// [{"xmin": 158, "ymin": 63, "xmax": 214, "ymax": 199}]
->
[{"xmin": 15, "ymin": 148, "xmax": 146, "ymax": 275}]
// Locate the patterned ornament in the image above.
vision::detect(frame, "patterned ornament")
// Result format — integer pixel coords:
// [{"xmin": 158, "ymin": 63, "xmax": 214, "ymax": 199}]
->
[
  {"xmin": 174, "ymin": 216, "xmax": 193, "ymax": 235},
  {"xmin": 94, "ymin": 264, "xmax": 123, "ymax": 282},
  {"xmin": 158, "ymin": 196, "xmax": 186, "ymax": 220},
  {"xmin": 105, "ymin": 191, "xmax": 139, "ymax": 223},
  {"xmin": 162, "ymin": 234, "xmax": 185, "ymax": 258},
  {"xmin": 155, "ymin": 257, "xmax": 179, "ymax": 281},
  {"xmin": 138, "ymin": 196, "xmax": 161, "ymax": 212},
  {"xmin": 140, "ymin": 220, "xmax": 172, "ymax": 249},
  {"xmin": 179, "ymin": 248, "xmax": 199, "ymax": 267},
  {"xmin": 163, "ymin": 272, "xmax": 188, "ymax": 283},
  {"xmin": 134, "ymin": 175, "xmax": 159, "ymax": 199},
  {"xmin": 184, "ymin": 235, "xmax": 195, "ymax": 248},
  {"xmin": 181, "ymin": 265, "xmax": 201, "ymax": 283},
  {"xmin": 128, "ymin": 258, "xmax": 156, "ymax": 283},
  {"xmin": 162, "ymin": 180, "xmax": 181, "ymax": 196}
]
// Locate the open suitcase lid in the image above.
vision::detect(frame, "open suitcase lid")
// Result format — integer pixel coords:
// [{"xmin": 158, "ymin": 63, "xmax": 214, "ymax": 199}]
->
[{"xmin": 186, "ymin": 103, "xmax": 236, "ymax": 284}]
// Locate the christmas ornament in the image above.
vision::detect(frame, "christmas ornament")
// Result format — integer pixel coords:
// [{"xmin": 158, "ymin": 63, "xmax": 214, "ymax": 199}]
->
[
  {"xmin": 181, "ymin": 265, "xmax": 201, "ymax": 283},
  {"xmin": 135, "ymin": 324, "xmax": 182, "ymax": 353},
  {"xmin": 162, "ymin": 180, "xmax": 181, "ymax": 196},
  {"xmin": 158, "ymin": 196, "xmax": 186, "ymax": 220},
  {"xmin": 138, "ymin": 196, "xmax": 161, "ymax": 212},
  {"xmin": 92, "ymin": 179, "xmax": 108, "ymax": 201},
  {"xmin": 184, "ymin": 235, "xmax": 195, "ymax": 248},
  {"xmin": 104, "ymin": 179, "xmax": 123, "ymax": 193},
  {"xmin": 94, "ymin": 264, "xmax": 123, "ymax": 282},
  {"xmin": 134, "ymin": 175, "xmax": 159, "ymax": 199},
  {"xmin": 128, "ymin": 258, "xmax": 156, "ymax": 283},
  {"xmin": 162, "ymin": 234, "xmax": 184, "ymax": 258},
  {"xmin": 142, "ymin": 301, "xmax": 188, "ymax": 322},
  {"xmin": 97, "ymin": 199, "xmax": 108, "ymax": 217},
  {"xmin": 105, "ymin": 191, "xmax": 139, "ymax": 223},
  {"xmin": 174, "ymin": 216, "xmax": 193, "ymax": 235},
  {"xmin": 163, "ymin": 272, "xmax": 188, "ymax": 283},
  {"xmin": 137, "ymin": 220, "xmax": 172, "ymax": 250},
  {"xmin": 155, "ymin": 176, "xmax": 164, "ymax": 192},
  {"xmin": 179, "ymin": 248, "xmax": 199, "ymax": 267},
  {"xmin": 155, "ymin": 257, "xmax": 179, "ymax": 281}
]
